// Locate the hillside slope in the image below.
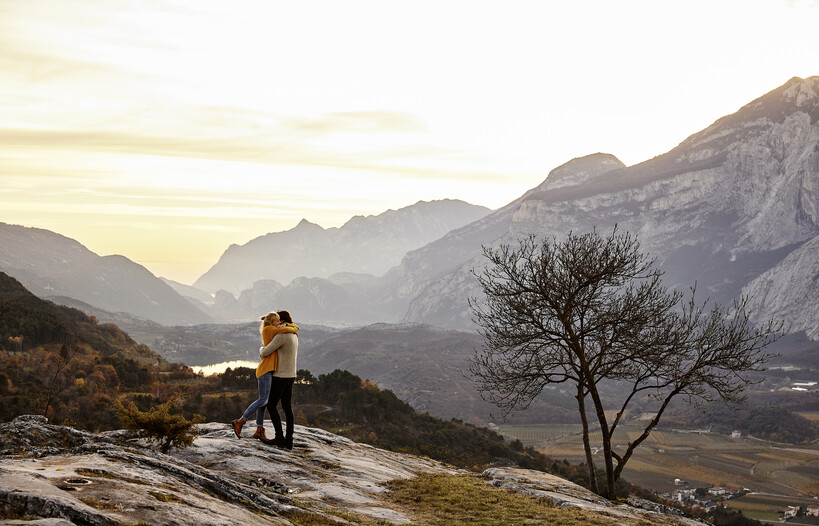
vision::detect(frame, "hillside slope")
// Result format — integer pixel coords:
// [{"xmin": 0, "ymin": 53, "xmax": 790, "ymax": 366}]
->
[{"xmin": 0, "ymin": 223, "xmax": 211, "ymax": 326}]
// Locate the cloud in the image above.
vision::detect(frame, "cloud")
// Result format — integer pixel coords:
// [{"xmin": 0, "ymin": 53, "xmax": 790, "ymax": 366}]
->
[
  {"xmin": 283, "ymin": 111, "xmax": 427, "ymax": 135},
  {"xmin": 0, "ymin": 102, "xmax": 516, "ymax": 183}
]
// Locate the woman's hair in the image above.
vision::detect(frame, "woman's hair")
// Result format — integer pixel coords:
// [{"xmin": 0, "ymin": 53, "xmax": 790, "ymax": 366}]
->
[
  {"xmin": 259, "ymin": 311, "xmax": 280, "ymax": 334},
  {"xmin": 277, "ymin": 310, "xmax": 293, "ymax": 324}
]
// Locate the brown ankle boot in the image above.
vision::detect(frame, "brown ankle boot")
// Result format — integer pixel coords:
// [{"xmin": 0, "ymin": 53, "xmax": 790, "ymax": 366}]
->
[
  {"xmin": 252, "ymin": 427, "xmax": 267, "ymax": 440},
  {"xmin": 231, "ymin": 417, "xmax": 246, "ymax": 438}
]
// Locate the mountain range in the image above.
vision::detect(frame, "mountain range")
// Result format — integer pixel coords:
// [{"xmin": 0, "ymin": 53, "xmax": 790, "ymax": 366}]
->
[
  {"xmin": 193, "ymin": 198, "xmax": 491, "ymax": 295},
  {"xmin": 400, "ymin": 76, "xmax": 819, "ymax": 335},
  {"xmin": 0, "ymin": 198, "xmax": 488, "ymax": 327},
  {"xmin": 1, "ymin": 76, "xmax": 817, "ymax": 340},
  {"xmin": 206, "ymin": 75, "xmax": 818, "ymax": 335}
]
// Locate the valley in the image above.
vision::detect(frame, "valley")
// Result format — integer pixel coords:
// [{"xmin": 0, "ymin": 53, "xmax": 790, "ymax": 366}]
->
[{"xmin": 499, "ymin": 422, "xmax": 819, "ymax": 524}]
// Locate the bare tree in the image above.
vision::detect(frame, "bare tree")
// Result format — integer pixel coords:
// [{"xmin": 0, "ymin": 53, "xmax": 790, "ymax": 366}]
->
[
  {"xmin": 42, "ymin": 343, "xmax": 75, "ymax": 418},
  {"xmin": 468, "ymin": 228, "xmax": 782, "ymax": 498}
]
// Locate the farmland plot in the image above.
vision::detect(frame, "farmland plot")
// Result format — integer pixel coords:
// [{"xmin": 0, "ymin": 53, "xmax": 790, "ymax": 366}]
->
[{"xmin": 726, "ymin": 493, "xmax": 819, "ymax": 524}]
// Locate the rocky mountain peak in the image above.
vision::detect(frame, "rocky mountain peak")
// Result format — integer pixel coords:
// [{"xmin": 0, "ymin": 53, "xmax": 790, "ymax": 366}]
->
[
  {"xmin": 294, "ymin": 218, "xmax": 323, "ymax": 230},
  {"xmin": 537, "ymin": 153, "xmax": 625, "ymax": 192},
  {"xmin": 681, "ymin": 76, "xmax": 819, "ymax": 153},
  {"xmin": 783, "ymin": 76, "xmax": 818, "ymax": 108}
]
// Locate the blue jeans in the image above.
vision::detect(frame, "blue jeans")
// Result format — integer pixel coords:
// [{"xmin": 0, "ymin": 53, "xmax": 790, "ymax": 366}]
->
[{"xmin": 242, "ymin": 372, "xmax": 272, "ymax": 426}]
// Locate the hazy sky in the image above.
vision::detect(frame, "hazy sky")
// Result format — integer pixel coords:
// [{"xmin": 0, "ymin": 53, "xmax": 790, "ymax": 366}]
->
[{"xmin": 1, "ymin": 0, "xmax": 817, "ymax": 284}]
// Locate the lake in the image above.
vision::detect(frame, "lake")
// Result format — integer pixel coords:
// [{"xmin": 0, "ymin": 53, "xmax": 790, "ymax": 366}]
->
[{"xmin": 192, "ymin": 360, "xmax": 257, "ymax": 376}]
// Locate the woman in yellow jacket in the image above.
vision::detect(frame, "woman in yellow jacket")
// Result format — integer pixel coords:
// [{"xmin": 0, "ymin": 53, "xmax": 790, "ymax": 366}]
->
[{"xmin": 231, "ymin": 311, "xmax": 298, "ymax": 440}]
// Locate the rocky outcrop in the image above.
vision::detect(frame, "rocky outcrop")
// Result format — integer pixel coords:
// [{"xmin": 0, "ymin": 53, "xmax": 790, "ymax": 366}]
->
[
  {"xmin": 0, "ymin": 416, "xmax": 706, "ymax": 526},
  {"xmin": 0, "ymin": 415, "xmax": 453, "ymax": 525}
]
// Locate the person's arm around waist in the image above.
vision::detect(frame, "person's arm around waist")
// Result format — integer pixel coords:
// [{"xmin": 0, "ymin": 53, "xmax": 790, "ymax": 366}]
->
[{"xmin": 260, "ymin": 330, "xmax": 296, "ymax": 357}]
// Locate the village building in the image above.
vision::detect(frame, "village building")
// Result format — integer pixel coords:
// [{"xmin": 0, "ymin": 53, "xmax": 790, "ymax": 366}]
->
[
  {"xmin": 672, "ymin": 489, "xmax": 696, "ymax": 502},
  {"xmin": 783, "ymin": 506, "xmax": 800, "ymax": 519},
  {"xmin": 693, "ymin": 499, "xmax": 717, "ymax": 513}
]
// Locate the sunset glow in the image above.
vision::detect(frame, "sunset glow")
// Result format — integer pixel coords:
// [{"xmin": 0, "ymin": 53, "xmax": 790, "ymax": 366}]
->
[{"xmin": 1, "ymin": 0, "xmax": 817, "ymax": 283}]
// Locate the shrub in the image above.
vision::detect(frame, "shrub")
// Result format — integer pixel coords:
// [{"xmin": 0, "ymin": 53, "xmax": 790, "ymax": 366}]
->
[{"xmin": 114, "ymin": 393, "xmax": 204, "ymax": 453}]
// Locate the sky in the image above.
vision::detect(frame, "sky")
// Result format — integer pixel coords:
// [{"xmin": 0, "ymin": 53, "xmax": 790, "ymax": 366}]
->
[{"xmin": 1, "ymin": 0, "xmax": 817, "ymax": 285}]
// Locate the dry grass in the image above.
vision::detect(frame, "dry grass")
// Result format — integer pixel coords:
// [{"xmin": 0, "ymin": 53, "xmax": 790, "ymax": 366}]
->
[
  {"xmin": 796, "ymin": 412, "xmax": 819, "ymax": 421},
  {"xmin": 78, "ymin": 496, "xmax": 123, "ymax": 511},
  {"xmin": 387, "ymin": 473, "xmax": 629, "ymax": 526},
  {"xmin": 147, "ymin": 490, "xmax": 186, "ymax": 504}
]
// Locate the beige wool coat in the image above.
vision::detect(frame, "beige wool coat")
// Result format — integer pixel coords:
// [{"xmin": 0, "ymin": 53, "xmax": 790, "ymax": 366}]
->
[{"xmin": 260, "ymin": 332, "xmax": 299, "ymax": 378}]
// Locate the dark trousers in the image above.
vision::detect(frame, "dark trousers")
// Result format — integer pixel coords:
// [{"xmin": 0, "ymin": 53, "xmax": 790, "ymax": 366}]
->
[{"xmin": 266, "ymin": 377, "xmax": 295, "ymax": 440}]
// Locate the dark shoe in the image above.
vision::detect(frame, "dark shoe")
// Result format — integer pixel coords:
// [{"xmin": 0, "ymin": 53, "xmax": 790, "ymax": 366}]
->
[
  {"xmin": 284, "ymin": 437, "xmax": 293, "ymax": 450},
  {"xmin": 261, "ymin": 436, "xmax": 290, "ymax": 449},
  {"xmin": 231, "ymin": 418, "xmax": 245, "ymax": 439},
  {"xmin": 252, "ymin": 427, "xmax": 267, "ymax": 441}
]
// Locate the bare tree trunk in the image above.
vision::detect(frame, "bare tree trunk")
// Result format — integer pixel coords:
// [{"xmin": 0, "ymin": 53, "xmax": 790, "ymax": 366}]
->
[
  {"xmin": 586, "ymin": 380, "xmax": 616, "ymax": 498},
  {"xmin": 576, "ymin": 384, "xmax": 599, "ymax": 495}
]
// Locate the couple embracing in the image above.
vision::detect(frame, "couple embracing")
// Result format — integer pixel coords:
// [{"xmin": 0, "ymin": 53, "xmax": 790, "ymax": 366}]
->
[{"xmin": 231, "ymin": 309, "xmax": 299, "ymax": 450}]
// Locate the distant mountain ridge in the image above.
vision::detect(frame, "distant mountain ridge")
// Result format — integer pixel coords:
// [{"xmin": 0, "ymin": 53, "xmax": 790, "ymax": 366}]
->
[
  {"xmin": 0, "ymin": 223, "xmax": 211, "ymax": 326},
  {"xmin": 193, "ymin": 199, "xmax": 491, "ymax": 294},
  {"xmin": 0, "ymin": 199, "xmax": 488, "ymax": 327}
]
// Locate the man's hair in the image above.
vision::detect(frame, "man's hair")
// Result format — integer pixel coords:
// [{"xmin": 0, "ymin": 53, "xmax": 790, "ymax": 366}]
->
[{"xmin": 277, "ymin": 310, "xmax": 293, "ymax": 324}]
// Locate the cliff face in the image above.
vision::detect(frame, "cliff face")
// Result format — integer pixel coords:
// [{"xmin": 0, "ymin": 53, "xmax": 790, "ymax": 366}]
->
[
  {"xmin": 403, "ymin": 77, "xmax": 819, "ymax": 336},
  {"xmin": 742, "ymin": 234, "xmax": 819, "ymax": 340},
  {"xmin": 0, "ymin": 415, "xmax": 705, "ymax": 526}
]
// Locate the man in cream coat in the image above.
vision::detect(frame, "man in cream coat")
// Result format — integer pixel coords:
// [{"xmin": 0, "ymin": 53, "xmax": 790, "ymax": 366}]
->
[{"xmin": 259, "ymin": 309, "xmax": 299, "ymax": 449}]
